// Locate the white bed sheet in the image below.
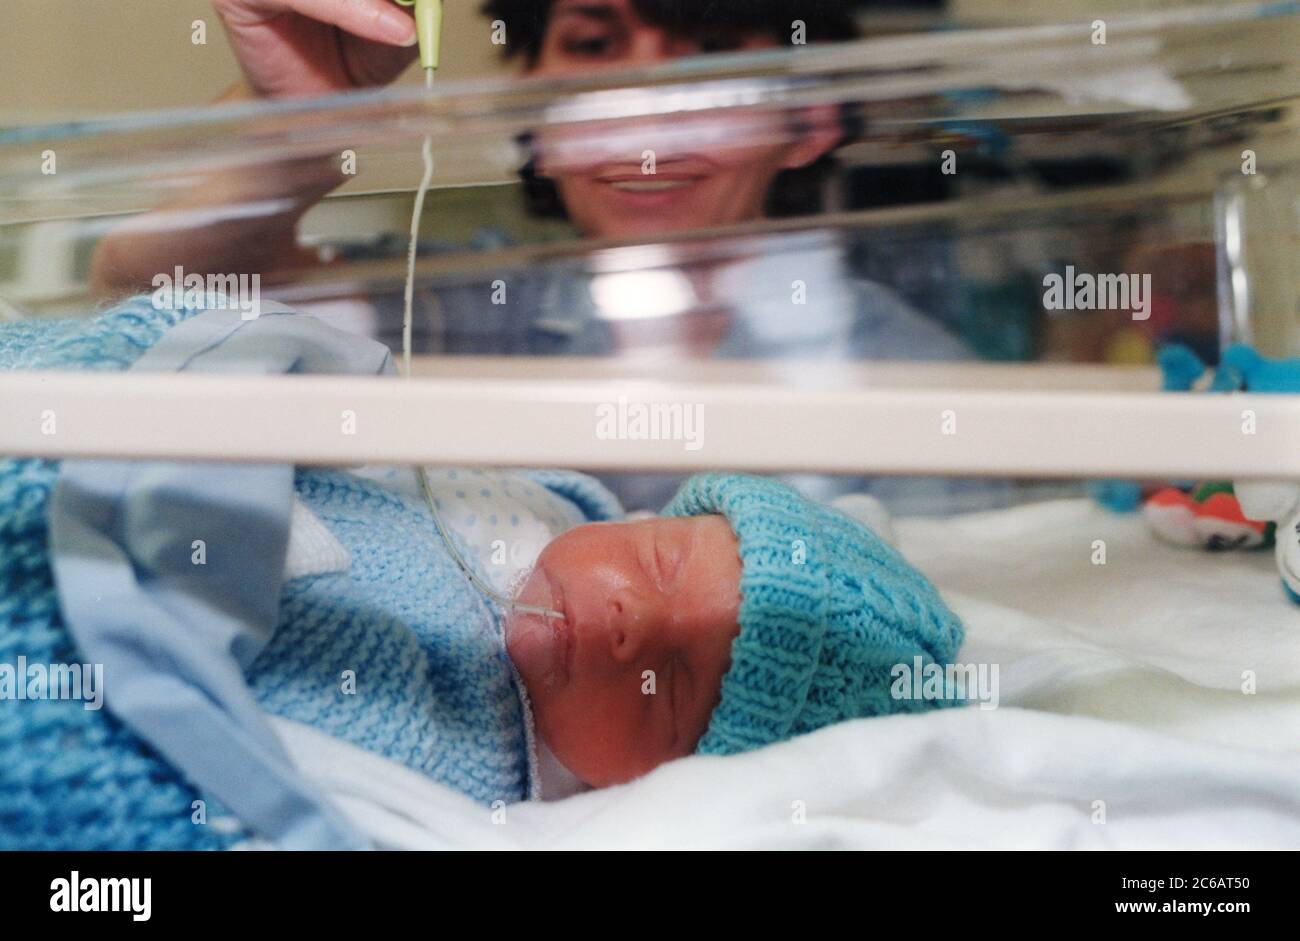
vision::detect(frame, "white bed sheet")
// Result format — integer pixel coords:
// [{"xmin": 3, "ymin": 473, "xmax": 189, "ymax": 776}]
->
[{"xmin": 272, "ymin": 499, "xmax": 1300, "ymax": 849}]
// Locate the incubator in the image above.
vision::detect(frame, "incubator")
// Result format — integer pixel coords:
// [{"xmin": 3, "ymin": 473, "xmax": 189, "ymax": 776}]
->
[
  {"xmin": 3, "ymin": 0, "xmax": 1300, "ymax": 618},
  {"xmin": 2, "ymin": 3, "xmax": 1298, "ymax": 494},
  {"xmin": 2, "ymin": 1, "xmax": 1300, "ymax": 852}
]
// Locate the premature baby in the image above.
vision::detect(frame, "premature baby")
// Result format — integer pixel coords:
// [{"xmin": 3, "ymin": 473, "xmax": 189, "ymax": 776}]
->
[
  {"xmin": 1, "ymin": 297, "xmax": 964, "ymax": 849},
  {"xmin": 505, "ymin": 472, "xmax": 966, "ymax": 789},
  {"xmin": 340, "ymin": 464, "xmax": 965, "ymax": 796}
]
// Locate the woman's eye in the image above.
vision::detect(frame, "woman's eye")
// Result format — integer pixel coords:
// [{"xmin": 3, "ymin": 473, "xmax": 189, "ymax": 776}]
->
[
  {"xmin": 698, "ymin": 34, "xmax": 742, "ymax": 53},
  {"xmin": 562, "ymin": 35, "xmax": 616, "ymax": 57}
]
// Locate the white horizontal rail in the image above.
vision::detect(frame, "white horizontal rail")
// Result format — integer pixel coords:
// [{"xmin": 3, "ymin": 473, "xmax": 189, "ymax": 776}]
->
[
  {"xmin": 406, "ymin": 357, "xmax": 1165, "ymax": 391},
  {"xmin": 2, "ymin": 369, "xmax": 1298, "ymax": 479}
]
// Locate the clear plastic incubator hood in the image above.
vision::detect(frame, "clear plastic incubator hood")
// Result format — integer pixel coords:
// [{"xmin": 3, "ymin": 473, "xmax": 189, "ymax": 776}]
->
[{"xmin": 0, "ymin": 1, "xmax": 1298, "ymax": 490}]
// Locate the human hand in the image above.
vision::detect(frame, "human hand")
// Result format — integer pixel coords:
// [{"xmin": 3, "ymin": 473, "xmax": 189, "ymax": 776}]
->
[{"xmin": 213, "ymin": 0, "xmax": 419, "ymax": 98}]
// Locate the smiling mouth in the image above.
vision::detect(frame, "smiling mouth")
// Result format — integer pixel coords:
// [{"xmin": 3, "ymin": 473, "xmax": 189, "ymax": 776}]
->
[{"xmin": 603, "ymin": 179, "xmax": 700, "ymax": 193}]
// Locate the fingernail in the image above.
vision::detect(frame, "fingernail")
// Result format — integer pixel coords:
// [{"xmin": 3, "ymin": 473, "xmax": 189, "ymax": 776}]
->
[{"xmin": 377, "ymin": 8, "xmax": 418, "ymax": 46}]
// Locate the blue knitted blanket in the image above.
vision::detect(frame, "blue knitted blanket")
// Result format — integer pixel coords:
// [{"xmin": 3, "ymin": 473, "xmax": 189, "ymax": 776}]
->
[
  {"xmin": 258, "ymin": 468, "xmax": 532, "ymax": 803},
  {"xmin": 0, "ymin": 298, "xmax": 618, "ymax": 849},
  {"xmin": 1, "ymin": 301, "xmax": 230, "ymax": 849}
]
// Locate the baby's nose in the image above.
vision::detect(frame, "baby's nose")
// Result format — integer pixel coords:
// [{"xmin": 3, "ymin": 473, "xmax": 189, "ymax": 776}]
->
[{"xmin": 606, "ymin": 589, "xmax": 650, "ymax": 663}]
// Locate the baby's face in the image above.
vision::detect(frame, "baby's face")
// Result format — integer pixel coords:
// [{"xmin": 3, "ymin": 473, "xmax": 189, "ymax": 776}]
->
[{"xmin": 505, "ymin": 515, "xmax": 741, "ymax": 787}]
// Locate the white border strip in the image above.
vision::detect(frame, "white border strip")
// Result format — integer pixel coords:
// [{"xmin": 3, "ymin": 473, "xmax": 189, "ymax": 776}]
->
[{"xmin": 2, "ymin": 370, "xmax": 1298, "ymax": 479}]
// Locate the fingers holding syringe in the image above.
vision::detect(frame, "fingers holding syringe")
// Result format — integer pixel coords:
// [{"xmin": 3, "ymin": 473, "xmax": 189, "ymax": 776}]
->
[
  {"xmin": 213, "ymin": 0, "xmax": 420, "ymax": 97},
  {"xmin": 216, "ymin": 0, "xmax": 418, "ymax": 46}
]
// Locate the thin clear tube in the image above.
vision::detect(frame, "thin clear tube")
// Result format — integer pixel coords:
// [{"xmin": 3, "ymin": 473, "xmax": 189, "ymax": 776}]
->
[{"xmin": 402, "ymin": 68, "xmax": 564, "ymax": 623}]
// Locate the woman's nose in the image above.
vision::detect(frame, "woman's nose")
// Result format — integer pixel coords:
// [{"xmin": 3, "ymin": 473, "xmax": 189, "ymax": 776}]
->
[
  {"xmin": 622, "ymin": 27, "xmax": 678, "ymax": 67},
  {"xmin": 606, "ymin": 589, "xmax": 650, "ymax": 663}
]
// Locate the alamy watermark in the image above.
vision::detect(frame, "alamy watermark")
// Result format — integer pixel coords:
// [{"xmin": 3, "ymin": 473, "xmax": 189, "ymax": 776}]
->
[
  {"xmin": 0, "ymin": 657, "xmax": 103, "ymax": 711},
  {"xmin": 50, "ymin": 871, "xmax": 150, "ymax": 921},
  {"xmin": 890, "ymin": 656, "xmax": 999, "ymax": 710},
  {"xmin": 1042, "ymin": 266, "xmax": 1151, "ymax": 321},
  {"xmin": 595, "ymin": 396, "xmax": 704, "ymax": 452},
  {"xmin": 151, "ymin": 266, "xmax": 262, "ymax": 321}
]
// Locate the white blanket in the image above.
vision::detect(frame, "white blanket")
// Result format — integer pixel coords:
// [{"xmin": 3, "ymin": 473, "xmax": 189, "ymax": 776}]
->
[{"xmin": 273, "ymin": 499, "xmax": 1300, "ymax": 849}]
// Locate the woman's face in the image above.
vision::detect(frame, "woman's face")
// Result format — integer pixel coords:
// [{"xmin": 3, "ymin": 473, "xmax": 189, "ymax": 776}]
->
[{"xmin": 525, "ymin": 0, "xmax": 840, "ymax": 238}]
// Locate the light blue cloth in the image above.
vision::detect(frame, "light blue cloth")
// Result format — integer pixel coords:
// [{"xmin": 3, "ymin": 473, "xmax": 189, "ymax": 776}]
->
[
  {"xmin": 249, "ymin": 464, "xmax": 621, "ymax": 805},
  {"xmin": 41, "ymin": 299, "xmax": 627, "ymax": 849},
  {"xmin": 49, "ymin": 303, "xmax": 391, "ymax": 850}
]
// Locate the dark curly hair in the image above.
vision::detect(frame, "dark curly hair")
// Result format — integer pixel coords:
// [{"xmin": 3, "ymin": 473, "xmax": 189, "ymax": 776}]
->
[{"xmin": 480, "ymin": 0, "xmax": 860, "ymax": 64}]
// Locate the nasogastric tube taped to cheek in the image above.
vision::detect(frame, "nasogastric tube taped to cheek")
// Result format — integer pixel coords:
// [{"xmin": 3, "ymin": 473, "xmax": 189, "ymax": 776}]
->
[{"xmin": 400, "ymin": 62, "xmax": 565, "ymax": 625}]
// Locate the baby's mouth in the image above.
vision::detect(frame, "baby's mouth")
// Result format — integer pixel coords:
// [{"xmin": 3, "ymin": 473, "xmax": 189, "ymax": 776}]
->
[{"xmin": 505, "ymin": 568, "xmax": 572, "ymax": 690}]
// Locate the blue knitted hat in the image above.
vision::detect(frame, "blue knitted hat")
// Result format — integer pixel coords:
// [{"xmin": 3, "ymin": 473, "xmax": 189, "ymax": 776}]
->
[{"xmin": 663, "ymin": 474, "xmax": 965, "ymax": 756}]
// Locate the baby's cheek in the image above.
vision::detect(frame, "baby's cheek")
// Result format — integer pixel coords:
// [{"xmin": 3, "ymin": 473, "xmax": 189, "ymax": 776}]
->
[{"xmin": 545, "ymin": 680, "xmax": 668, "ymax": 786}]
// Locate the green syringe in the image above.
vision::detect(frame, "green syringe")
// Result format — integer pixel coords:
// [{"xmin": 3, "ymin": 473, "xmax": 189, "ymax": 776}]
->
[{"xmin": 395, "ymin": 0, "xmax": 444, "ymax": 72}]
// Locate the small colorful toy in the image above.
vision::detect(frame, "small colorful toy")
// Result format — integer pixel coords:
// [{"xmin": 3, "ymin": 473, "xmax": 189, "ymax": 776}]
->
[
  {"xmin": 1235, "ymin": 480, "xmax": 1300, "ymax": 604},
  {"xmin": 1144, "ymin": 481, "xmax": 1273, "ymax": 551},
  {"xmin": 1088, "ymin": 344, "xmax": 1232, "ymax": 515},
  {"xmin": 1143, "ymin": 343, "xmax": 1300, "ymax": 604},
  {"xmin": 1218, "ymin": 344, "xmax": 1300, "ymax": 604}
]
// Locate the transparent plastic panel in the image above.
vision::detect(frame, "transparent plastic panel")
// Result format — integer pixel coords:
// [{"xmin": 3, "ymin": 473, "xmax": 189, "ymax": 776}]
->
[{"xmin": 1, "ymin": 1, "xmax": 1296, "ymax": 353}]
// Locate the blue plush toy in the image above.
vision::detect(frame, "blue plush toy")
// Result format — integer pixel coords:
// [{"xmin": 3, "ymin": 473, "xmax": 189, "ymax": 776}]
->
[
  {"xmin": 1087, "ymin": 344, "xmax": 1230, "ymax": 514},
  {"xmin": 1217, "ymin": 344, "xmax": 1300, "ymax": 604}
]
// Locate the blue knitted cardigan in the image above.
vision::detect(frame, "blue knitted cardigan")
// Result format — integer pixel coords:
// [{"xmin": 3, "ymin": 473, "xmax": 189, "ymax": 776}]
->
[{"xmin": 0, "ymin": 299, "xmax": 621, "ymax": 849}]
